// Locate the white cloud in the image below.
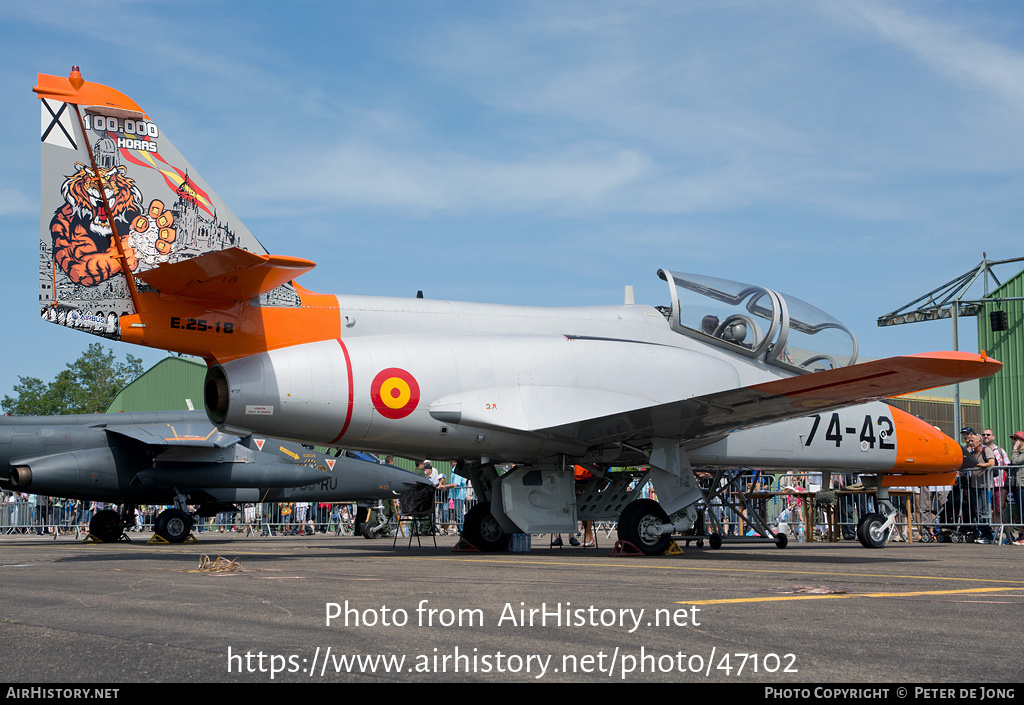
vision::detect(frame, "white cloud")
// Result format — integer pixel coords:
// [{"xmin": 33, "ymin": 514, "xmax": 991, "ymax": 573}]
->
[
  {"xmin": 845, "ymin": 1, "xmax": 1024, "ymax": 111},
  {"xmin": 247, "ymin": 142, "xmax": 649, "ymax": 214}
]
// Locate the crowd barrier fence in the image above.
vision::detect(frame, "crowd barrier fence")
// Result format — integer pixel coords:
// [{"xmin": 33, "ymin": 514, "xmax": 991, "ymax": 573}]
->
[{"xmin": 3, "ymin": 468, "xmax": 1021, "ymax": 543}]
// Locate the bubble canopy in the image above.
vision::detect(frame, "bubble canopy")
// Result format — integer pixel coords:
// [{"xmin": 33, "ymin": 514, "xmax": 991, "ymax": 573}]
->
[{"xmin": 658, "ymin": 270, "xmax": 858, "ymax": 373}]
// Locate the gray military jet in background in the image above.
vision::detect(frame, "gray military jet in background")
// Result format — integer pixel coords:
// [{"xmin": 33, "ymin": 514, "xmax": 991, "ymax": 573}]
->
[{"xmin": 0, "ymin": 410, "xmax": 428, "ymax": 542}]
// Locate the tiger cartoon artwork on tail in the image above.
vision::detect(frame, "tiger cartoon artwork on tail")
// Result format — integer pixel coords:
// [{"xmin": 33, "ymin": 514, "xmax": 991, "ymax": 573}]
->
[{"xmin": 50, "ymin": 160, "xmax": 141, "ymax": 288}]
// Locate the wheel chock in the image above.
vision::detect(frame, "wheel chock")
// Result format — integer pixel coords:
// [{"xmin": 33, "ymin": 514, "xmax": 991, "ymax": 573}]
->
[
  {"xmin": 609, "ymin": 540, "xmax": 646, "ymax": 556},
  {"xmin": 664, "ymin": 541, "xmax": 684, "ymax": 555},
  {"xmin": 148, "ymin": 533, "xmax": 197, "ymax": 544},
  {"xmin": 451, "ymin": 538, "xmax": 481, "ymax": 552},
  {"xmin": 83, "ymin": 532, "xmax": 131, "ymax": 543}
]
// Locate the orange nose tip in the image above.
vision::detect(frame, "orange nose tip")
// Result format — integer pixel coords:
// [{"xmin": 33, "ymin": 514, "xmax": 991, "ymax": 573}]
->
[{"xmin": 889, "ymin": 405, "xmax": 961, "ymax": 473}]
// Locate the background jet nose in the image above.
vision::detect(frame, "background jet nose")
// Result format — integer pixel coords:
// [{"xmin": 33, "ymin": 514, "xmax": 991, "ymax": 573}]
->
[
  {"xmin": 379, "ymin": 462, "xmax": 433, "ymax": 491},
  {"xmin": 959, "ymin": 446, "xmax": 978, "ymax": 470}
]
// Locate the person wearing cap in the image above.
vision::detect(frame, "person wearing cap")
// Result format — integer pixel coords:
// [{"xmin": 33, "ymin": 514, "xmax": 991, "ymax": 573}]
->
[
  {"xmin": 960, "ymin": 427, "xmax": 974, "ymax": 448},
  {"xmin": 1009, "ymin": 431, "xmax": 1024, "ymax": 545},
  {"xmin": 954, "ymin": 427, "xmax": 976, "ymax": 524},
  {"xmin": 1010, "ymin": 431, "xmax": 1024, "ymax": 466},
  {"xmin": 423, "ymin": 461, "xmax": 438, "ymax": 487}
]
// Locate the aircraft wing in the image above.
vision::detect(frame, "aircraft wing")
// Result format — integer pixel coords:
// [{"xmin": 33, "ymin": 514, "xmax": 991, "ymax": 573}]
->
[
  {"xmin": 104, "ymin": 422, "xmax": 241, "ymax": 448},
  {"xmin": 449, "ymin": 351, "xmax": 1001, "ymax": 447}
]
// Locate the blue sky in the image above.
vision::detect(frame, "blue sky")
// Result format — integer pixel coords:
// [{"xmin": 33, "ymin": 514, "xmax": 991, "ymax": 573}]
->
[{"xmin": 1, "ymin": 1, "xmax": 1022, "ymax": 401}]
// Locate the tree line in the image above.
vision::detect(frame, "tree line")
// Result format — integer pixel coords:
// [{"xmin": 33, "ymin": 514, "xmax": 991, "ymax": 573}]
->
[{"xmin": 2, "ymin": 343, "xmax": 143, "ymax": 416}]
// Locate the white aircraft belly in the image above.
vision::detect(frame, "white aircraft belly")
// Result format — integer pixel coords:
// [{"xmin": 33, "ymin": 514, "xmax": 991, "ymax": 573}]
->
[{"xmin": 688, "ymin": 400, "xmax": 900, "ymax": 470}]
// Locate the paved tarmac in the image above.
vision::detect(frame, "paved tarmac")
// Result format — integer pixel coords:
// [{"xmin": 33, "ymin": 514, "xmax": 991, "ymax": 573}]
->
[{"xmin": 1, "ymin": 529, "xmax": 1022, "ymax": 684}]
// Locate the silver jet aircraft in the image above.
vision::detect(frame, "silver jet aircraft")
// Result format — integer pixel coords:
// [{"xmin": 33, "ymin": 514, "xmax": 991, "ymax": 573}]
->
[
  {"xmin": 33, "ymin": 68, "xmax": 1001, "ymax": 553},
  {"xmin": 0, "ymin": 410, "xmax": 428, "ymax": 542}
]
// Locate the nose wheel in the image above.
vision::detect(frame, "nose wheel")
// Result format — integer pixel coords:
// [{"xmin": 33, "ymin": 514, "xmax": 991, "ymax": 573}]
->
[{"xmin": 856, "ymin": 512, "xmax": 892, "ymax": 549}]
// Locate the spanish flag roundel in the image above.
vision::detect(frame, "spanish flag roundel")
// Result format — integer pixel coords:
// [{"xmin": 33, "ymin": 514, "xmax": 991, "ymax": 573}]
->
[{"xmin": 370, "ymin": 368, "xmax": 420, "ymax": 419}]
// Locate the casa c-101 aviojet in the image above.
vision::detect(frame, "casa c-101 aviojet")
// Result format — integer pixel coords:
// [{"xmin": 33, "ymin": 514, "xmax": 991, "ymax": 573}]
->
[{"xmin": 33, "ymin": 67, "xmax": 1001, "ymax": 553}]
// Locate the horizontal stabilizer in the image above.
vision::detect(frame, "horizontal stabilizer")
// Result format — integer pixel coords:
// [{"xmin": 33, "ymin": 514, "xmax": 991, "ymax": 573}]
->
[{"xmin": 135, "ymin": 247, "xmax": 316, "ymax": 301}]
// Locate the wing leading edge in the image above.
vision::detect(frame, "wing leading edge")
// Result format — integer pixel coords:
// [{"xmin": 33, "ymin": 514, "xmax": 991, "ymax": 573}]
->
[
  {"xmin": 105, "ymin": 421, "xmax": 241, "ymax": 448},
  {"xmin": 468, "ymin": 351, "xmax": 1001, "ymax": 448}
]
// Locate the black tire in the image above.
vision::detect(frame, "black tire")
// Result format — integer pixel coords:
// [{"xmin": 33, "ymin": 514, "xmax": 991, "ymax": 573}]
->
[
  {"xmin": 461, "ymin": 502, "xmax": 507, "ymax": 552},
  {"xmin": 775, "ymin": 532, "xmax": 789, "ymax": 549},
  {"xmin": 89, "ymin": 509, "xmax": 123, "ymax": 543},
  {"xmin": 616, "ymin": 499, "xmax": 671, "ymax": 556},
  {"xmin": 154, "ymin": 509, "xmax": 193, "ymax": 543},
  {"xmin": 353, "ymin": 505, "xmax": 371, "ymax": 537},
  {"xmin": 708, "ymin": 532, "xmax": 723, "ymax": 550},
  {"xmin": 857, "ymin": 512, "xmax": 890, "ymax": 549},
  {"xmin": 361, "ymin": 521, "xmax": 379, "ymax": 539}
]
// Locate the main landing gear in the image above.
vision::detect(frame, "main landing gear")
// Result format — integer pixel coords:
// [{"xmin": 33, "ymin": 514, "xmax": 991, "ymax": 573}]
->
[
  {"xmin": 150, "ymin": 491, "xmax": 197, "ymax": 544},
  {"xmin": 87, "ymin": 505, "xmax": 192, "ymax": 544},
  {"xmin": 153, "ymin": 508, "xmax": 193, "ymax": 543},
  {"xmin": 88, "ymin": 509, "xmax": 125, "ymax": 543},
  {"xmin": 461, "ymin": 502, "xmax": 508, "ymax": 552},
  {"xmin": 616, "ymin": 499, "xmax": 671, "ymax": 556},
  {"xmin": 87, "ymin": 499, "xmax": 198, "ymax": 544}
]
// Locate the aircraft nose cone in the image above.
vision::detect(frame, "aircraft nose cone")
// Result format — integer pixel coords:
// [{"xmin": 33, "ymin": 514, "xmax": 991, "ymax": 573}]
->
[
  {"xmin": 380, "ymin": 463, "xmax": 433, "ymax": 492},
  {"xmin": 889, "ymin": 406, "xmax": 963, "ymax": 473}
]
